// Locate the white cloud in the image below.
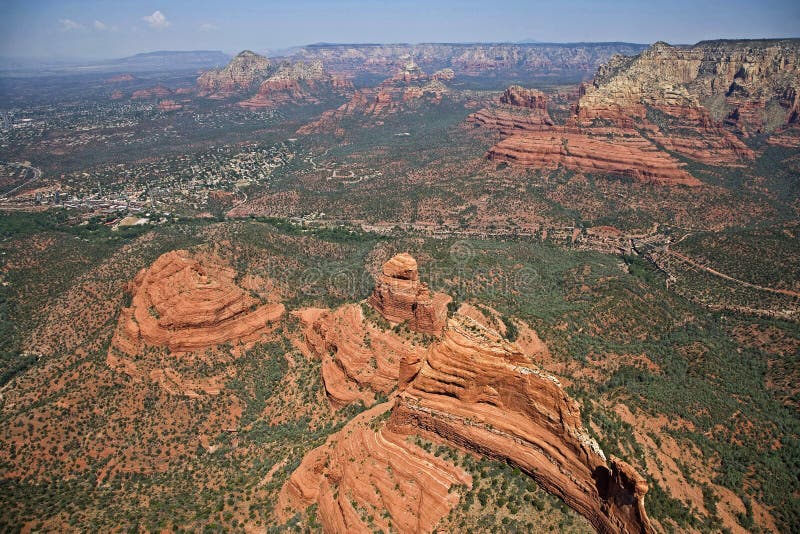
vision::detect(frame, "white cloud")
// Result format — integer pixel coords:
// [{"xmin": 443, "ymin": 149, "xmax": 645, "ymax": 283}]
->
[
  {"xmin": 142, "ymin": 10, "xmax": 170, "ymax": 29},
  {"xmin": 93, "ymin": 20, "xmax": 107, "ymax": 30},
  {"xmin": 59, "ymin": 19, "xmax": 83, "ymax": 31},
  {"xmin": 199, "ymin": 22, "xmax": 217, "ymax": 32}
]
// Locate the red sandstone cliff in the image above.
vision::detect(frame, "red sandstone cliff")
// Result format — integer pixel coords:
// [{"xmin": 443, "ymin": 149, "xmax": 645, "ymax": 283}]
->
[
  {"xmin": 487, "ymin": 131, "xmax": 701, "ymax": 186},
  {"xmin": 389, "ymin": 313, "xmax": 654, "ymax": 534},
  {"xmin": 293, "ymin": 304, "xmax": 423, "ymax": 409}
]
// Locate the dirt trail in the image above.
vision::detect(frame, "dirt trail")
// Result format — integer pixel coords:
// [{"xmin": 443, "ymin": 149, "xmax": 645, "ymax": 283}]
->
[{"xmin": 668, "ymin": 250, "xmax": 800, "ymax": 298}]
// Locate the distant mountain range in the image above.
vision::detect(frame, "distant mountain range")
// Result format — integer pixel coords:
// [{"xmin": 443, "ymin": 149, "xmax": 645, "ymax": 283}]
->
[{"xmin": 0, "ymin": 50, "xmax": 231, "ymax": 76}]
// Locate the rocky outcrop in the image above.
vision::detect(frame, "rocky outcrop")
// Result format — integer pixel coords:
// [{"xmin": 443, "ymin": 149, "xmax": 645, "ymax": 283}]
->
[
  {"xmin": 109, "ymin": 250, "xmax": 284, "ymax": 354},
  {"xmin": 431, "ymin": 68, "xmax": 455, "ymax": 82},
  {"xmin": 239, "ymin": 60, "xmax": 349, "ymax": 108},
  {"xmin": 468, "ymin": 85, "xmax": 555, "ymax": 135},
  {"xmin": 158, "ymin": 99, "xmax": 182, "ymax": 112},
  {"xmin": 501, "ymin": 85, "xmax": 549, "ymax": 109},
  {"xmin": 389, "ymin": 314, "xmax": 654, "ymax": 534},
  {"xmin": 293, "ymin": 305, "xmax": 423, "ymax": 409},
  {"xmin": 278, "ymin": 402, "xmax": 472, "ymax": 533},
  {"xmin": 487, "ymin": 131, "xmax": 701, "ymax": 186},
  {"xmin": 196, "ymin": 50, "xmax": 271, "ymax": 97},
  {"xmin": 368, "ymin": 253, "xmax": 451, "ymax": 335},
  {"xmin": 297, "ymin": 63, "xmax": 452, "ymax": 134},
  {"xmin": 131, "ymin": 85, "xmax": 172, "ymax": 100},
  {"xmin": 578, "ymin": 39, "xmax": 800, "ymax": 147}
]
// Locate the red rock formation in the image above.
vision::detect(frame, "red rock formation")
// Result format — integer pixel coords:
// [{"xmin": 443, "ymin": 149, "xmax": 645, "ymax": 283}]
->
[
  {"xmin": 297, "ymin": 63, "xmax": 452, "ymax": 134},
  {"xmin": 105, "ymin": 73, "xmax": 135, "ymax": 83},
  {"xmin": 469, "ymin": 89, "xmax": 556, "ymax": 136},
  {"xmin": 368, "ymin": 253, "xmax": 451, "ymax": 335},
  {"xmin": 131, "ymin": 85, "xmax": 172, "ymax": 100},
  {"xmin": 239, "ymin": 60, "xmax": 346, "ymax": 108},
  {"xmin": 277, "ymin": 402, "xmax": 472, "ymax": 533},
  {"xmin": 388, "ymin": 60, "xmax": 428, "ymax": 84},
  {"xmin": 501, "ymin": 85, "xmax": 549, "ymax": 110},
  {"xmin": 196, "ymin": 50, "xmax": 271, "ymax": 97},
  {"xmin": 389, "ymin": 314, "xmax": 654, "ymax": 534},
  {"xmin": 331, "ymin": 75, "xmax": 355, "ymax": 91},
  {"xmin": 294, "ymin": 305, "xmax": 423, "ymax": 409},
  {"xmin": 431, "ymin": 68, "xmax": 455, "ymax": 82},
  {"xmin": 577, "ymin": 40, "xmax": 800, "ymax": 156},
  {"xmin": 488, "ymin": 131, "xmax": 701, "ymax": 186},
  {"xmin": 110, "ymin": 90, "xmax": 124, "ymax": 100},
  {"xmin": 109, "ymin": 250, "xmax": 284, "ymax": 354},
  {"xmin": 158, "ymin": 99, "xmax": 182, "ymax": 112}
]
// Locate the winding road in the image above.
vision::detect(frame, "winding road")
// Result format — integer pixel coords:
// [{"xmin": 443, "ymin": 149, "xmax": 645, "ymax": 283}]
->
[{"xmin": 1, "ymin": 162, "xmax": 42, "ymax": 199}]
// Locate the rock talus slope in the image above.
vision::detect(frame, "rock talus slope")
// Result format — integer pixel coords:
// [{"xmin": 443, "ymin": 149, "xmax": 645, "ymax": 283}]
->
[{"xmin": 389, "ymin": 313, "xmax": 654, "ymax": 534}]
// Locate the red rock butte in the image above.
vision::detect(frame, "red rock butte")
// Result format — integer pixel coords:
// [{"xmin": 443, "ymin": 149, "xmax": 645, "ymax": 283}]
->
[
  {"xmin": 110, "ymin": 250, "xmax": 284, "ymax": 354},
  {"xmin": 389, "ymin": 314, "xmax": 654, "ymax": 534},
  {"xmin": 487, "ymin": 131, "xmax": 701, "ymax": 187},
  {"xmin": 368, "ymin": 253, "xmax": 451, "ymax": 335}
]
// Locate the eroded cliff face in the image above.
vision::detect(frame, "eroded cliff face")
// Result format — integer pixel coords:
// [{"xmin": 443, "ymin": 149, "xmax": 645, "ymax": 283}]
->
[
  {"xmin": 389, "ymin": 313, "xmax": 653, "ymax": 534},
  {"xmin": 106, "ymin": 250, "xmax": 284, "ymax": 397},
  {"xmin": 487, "ymin": 131, "xmax": 701, "ymax": 186},
  {"xmin": 470, "ymin": 40, "xmax": 799, "ymax": 183},
  {"xmin": 583, "ymin": 40, "xmax": 800, "ymax": 130},
  {"xmin": 109, "ymin": 250, "xmax": 284, "ymax": 356},
  {"xmin": 196, "ymin": 50, "xmax": 272, "ymax": 97},
  {"xmin": 468, "ymin": 85, "xmax": 555, "ymax": 135},
  {"xmin": 367, "ymin": 253, "xmax": 451, "ymax": 335},
  {"xmin": 578, "ymin": 40, "xmax": 800, "ymax": 144}
]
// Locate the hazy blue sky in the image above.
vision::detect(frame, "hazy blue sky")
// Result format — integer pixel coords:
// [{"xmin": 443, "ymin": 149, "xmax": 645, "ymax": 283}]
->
[{"xmin": 2, "ymin": 0, "xmax": 798, "ymax": 59}]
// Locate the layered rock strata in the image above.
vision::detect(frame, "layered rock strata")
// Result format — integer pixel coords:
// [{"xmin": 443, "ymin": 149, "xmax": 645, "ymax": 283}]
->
[
  {"xmin": 487, "ymin": 131, "xmax": 701, "ymax": 186},
  {"xmin": 468, "ymin": 85, "xmax": 555, "ymax": 135},
  {"xmin": 389, "ymin": 314, "xmax": 654, "ymax": 534},
  {"xmin": 110, "ymin": 250, "xmax": 284, "ymax": 354},
  {"xmin": 367, "ymin": 253, "xmax": 451, "ymax": 335},
  {"xmin": 578, "ymin": 40, "xmax": 800, "ymax": 147},
  {"xmin": 297, "ymin": 63, "xmax": 452, "ymax": 134},
  {"xmin": 277, "ymin": 403, "xmax": 472, "ymax": 533},
  {"xmin": 294, "ymin": 304, "xmax": 423, "ymax": 409}
]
